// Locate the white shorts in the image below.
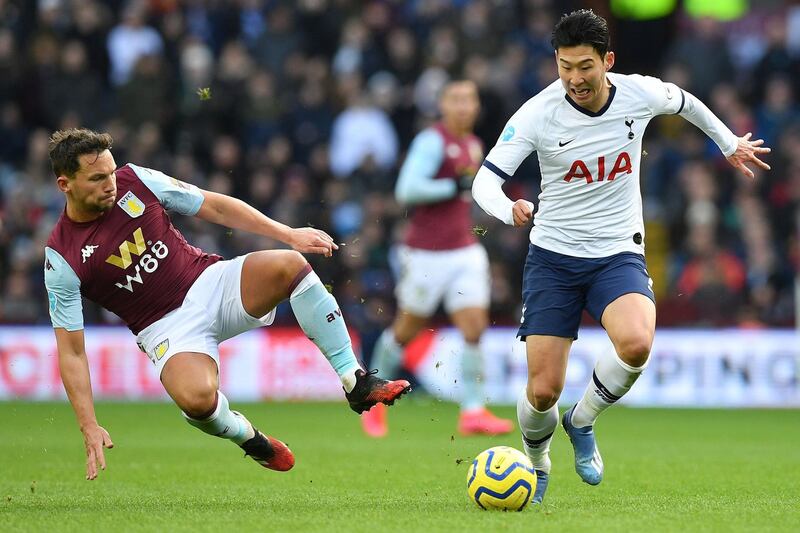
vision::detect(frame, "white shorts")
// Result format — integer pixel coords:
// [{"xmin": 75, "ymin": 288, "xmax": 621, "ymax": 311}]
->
[
  {"xmin": 136, "ymin": 254, "xmax": 275, "ymax": 376},
  {"xmin": 395, "ymin": 243, "xmax": 490, "ymax": 317}
]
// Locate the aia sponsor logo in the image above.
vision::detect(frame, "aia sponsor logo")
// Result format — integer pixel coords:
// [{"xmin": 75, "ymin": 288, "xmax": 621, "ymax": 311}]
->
[{"xmin": 563, "ymin": 151, "xmax": 632, "ymax": 184}]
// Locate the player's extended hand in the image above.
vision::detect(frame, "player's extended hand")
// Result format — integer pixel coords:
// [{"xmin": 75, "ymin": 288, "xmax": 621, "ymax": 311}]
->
[
  {"xmin": 289, "ymin": 227, "xmax": 339, "ymax": 257},
  {"xmin": 82, "ymin": 423, "xmax": 114, "ymax": 480},
  {"xmin": 727, "ymin": 132, "xmax": 770, "ymax": 179},
  {"xmin": 512, "ymin": 199, "xmax": 535, "ymax": 227}
]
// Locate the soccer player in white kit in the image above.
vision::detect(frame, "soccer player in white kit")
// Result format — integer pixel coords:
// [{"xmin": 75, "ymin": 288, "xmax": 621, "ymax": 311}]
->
[{"xmin": 472, "ymin": 10, "xmax": 770, "ymax": 504}]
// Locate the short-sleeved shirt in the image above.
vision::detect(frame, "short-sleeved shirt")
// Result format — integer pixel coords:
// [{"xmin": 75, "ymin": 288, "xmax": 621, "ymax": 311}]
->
[
  {"xmin": 482, "ymin": 72, "xmax": 736, "ymax": 258},
  {"xmin": 403, "ymin": 123, "xmax": 483, "ymax": 250},
  {"xmin": 44, "ymin": 164, "xmax": 221, "ymax": 334}
]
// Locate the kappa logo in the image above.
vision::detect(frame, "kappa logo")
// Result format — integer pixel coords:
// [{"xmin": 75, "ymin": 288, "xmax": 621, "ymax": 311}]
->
[
  {"xmin": 106, "ymin": 228, "xmax": 146, "ymax": 269},
  {"xmin": 117, "ymin": 190, "xmax": 145, "ymax": 218},
  {"xmin": 81, "ymin": 244, "xmax": 99, "ymax": 263}
]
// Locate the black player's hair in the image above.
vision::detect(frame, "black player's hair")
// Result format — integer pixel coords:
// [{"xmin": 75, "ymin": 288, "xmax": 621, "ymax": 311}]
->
[
  {"xmin": 551, "ymin": 9, "xmax": 610, "ymax": 57},
  {"xmin": 49, "ymin": 128, "xmax": 113, "ymax": 178}
]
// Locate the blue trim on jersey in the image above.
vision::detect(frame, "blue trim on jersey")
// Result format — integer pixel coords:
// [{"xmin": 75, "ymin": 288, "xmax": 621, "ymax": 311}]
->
[
  {"xmin": 44, "ymin": 247, "xmax": 84, "ymax": 331},
  {"xmin": 129, "ymin": 163, "xmax": 204, "ymax": 216},
  {"xmin": 675, "ymin": 89, "xmax": 686, "ymax": 115},
  {"xmin": 394, "ymin": 128, "xmax": 456, "ymax": 205},
  {"xmin": 482, "ymin": 159, "xmax": 512, "ymax": 181},
  {"xmin": 564, "ymin": 83, "xmax": 617, "ymax": 117}
]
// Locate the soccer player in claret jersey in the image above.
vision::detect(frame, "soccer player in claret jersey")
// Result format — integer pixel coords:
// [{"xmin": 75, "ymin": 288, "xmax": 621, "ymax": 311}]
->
[
  {"xmin": 44, "ymin": 129, "xmax": 410, "ymax": 480},
  {"xmin": 472, "ymin": 10, "xmax": 770, "ymax": 504},
  {"xmin": 361, "ymin": 80, "xmax": 513, "ymax": 438}
]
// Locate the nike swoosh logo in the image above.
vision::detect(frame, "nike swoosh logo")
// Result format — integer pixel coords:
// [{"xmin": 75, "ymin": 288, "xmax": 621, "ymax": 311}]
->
[{"xmin": 558, "ymin": 139, "xmax": 575, "ymax": 147}]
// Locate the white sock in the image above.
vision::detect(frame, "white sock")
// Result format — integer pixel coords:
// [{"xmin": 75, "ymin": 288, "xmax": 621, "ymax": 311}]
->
[
  {"xmin": 183, "ymin": 391, "xmax": 256, "ymax": 445},
  {"xmin": 517, "ymin": 389, "xmax": 556, "ymax": 474},
  {"xmin": 460, "ymin": 343, "xmax": 484, "ymax": 412},
  {"xmin": 370, "ymin": 328, "xmax": 403, "ymax": 378},
  {"xmin": 570, "ymin": 349, "xmax": 646, "ymax": 428}
]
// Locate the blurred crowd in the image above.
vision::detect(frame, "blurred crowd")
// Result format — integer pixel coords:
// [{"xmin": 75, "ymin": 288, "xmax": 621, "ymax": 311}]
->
[{"xmin": 1, "ymin": 0, "xmax": 800, "ymax": 340}]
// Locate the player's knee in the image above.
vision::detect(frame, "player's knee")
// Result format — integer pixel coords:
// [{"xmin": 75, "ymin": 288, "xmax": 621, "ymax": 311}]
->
[
  {"xmin": 176, "ymin": 387, "xmax": 218, "ymax": 419},
  {"xmin": 285, "ymin": 250, "xmax": 308, "ymax": 272},
  {"xmin": 616, "ymin": 333, "xmax": 652, "ymax": 368},
  {"xmin": 284, "ymin": 250, "xmax": 310, "ymax": 285},
  {"xmin": 528, "ymin": 386, "xmax": 560, "ymax": 411},
  {"xmin": 394, "ymin": 332, "xmax": 413, "ymax": 346},
  {"xmin": 461, "ymin": 326, "xmax": 484, "ymax": 345}
]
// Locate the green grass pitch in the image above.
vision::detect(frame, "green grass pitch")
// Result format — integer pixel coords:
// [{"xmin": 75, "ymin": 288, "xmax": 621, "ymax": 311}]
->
[{"xmin": 1, "ymin": 399, "xmax": 798, "ymax": 532}]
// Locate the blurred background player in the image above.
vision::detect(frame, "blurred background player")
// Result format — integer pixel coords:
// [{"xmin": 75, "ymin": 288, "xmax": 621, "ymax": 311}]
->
[
  {"xmin": 473, "ymin": 10, "xmax": 770, "ymax": 504},
  {"xmin": 362, "ymin": 80, "xmax": 513, "ymax": 438},
  {"xmin": 44, "ymin": 128, "xmax": 410, "ymax": 480}
]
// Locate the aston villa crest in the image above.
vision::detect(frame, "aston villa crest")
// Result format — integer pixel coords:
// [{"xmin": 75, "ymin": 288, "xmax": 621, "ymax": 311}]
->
[{"xmin": 117, "ymin": 191, "xmax": 145, "ymax": 218}]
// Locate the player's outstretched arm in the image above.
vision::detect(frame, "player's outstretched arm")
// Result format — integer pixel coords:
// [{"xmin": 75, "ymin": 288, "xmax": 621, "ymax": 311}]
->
[
  {"xmin": 726, "ymin": 132, "xmax": 771, "ymax": 179},
  {"xmin": 54, "ymin": 328, "xmax": 114, "ymax": 480},
  {"xmin": 196, "ymin": 190, "xmax": 337, "ymax": 256},
  {"xmin": 664, "ymin": 85, "xmax": 770, "ymax": 179}
]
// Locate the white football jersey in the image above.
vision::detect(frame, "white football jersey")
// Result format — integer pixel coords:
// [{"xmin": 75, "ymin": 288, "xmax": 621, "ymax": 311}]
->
[{"xmin": 482, "ymin": 72, "xmax": 738, "ymax": 258}]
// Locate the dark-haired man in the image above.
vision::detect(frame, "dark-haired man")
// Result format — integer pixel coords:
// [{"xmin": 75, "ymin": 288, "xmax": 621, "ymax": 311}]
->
[
  {"xmin": 361, "ymin": 80, "xmax": 513, "ymax": 438},
  {"xmin": 44, "ymin": 129, "xmax": 410, "ymax": 480},
  {"xmin": 472, "ymin": 9, "xmax": 770, "ymax": 504}
]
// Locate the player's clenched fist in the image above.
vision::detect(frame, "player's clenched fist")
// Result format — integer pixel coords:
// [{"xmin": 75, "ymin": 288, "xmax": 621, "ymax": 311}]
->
[
  {"xmin": 512, "ymin": 200, "xmax": 535, "ymax": 227},
  {"xmin": 82, "ymin": 423, "xmax": 113, "ymax": 480}
]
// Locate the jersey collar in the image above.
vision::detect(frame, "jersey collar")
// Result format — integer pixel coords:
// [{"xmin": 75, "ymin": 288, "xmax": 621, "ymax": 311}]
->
[{"xmin": 564, "ymin": 83, "xmax": 616, "ymax": 117}]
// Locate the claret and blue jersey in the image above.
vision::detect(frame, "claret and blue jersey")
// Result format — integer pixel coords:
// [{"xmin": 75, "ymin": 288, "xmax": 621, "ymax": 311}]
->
[{"xmin": 44, "ymin": 164, "xmax": 220, "ymax": 334}]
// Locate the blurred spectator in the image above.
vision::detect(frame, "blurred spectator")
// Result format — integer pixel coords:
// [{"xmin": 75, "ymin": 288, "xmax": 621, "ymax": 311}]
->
[
  {"xmin": 106, "ymin": 1, "xmax": 164, "ymax": 86},
  {"xmin": 329, "ymin": 75, "xmax": 399, "ymax": 179},
  {"xmin": 665, "ymin": 16, "xmax": 734, "ymax": 100},
  {"xmin": 675, "ymin": 222, "xmax": 747, "ymax": 325},
  {"xmin": 46, "ymin": 40, "xmax": 106, "ymax": 129}
]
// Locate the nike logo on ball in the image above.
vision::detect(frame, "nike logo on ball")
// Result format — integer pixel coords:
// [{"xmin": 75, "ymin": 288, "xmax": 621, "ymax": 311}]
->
[{"xmin": 558, "ymin": 139, "xmax": 575, "ymax": 147}]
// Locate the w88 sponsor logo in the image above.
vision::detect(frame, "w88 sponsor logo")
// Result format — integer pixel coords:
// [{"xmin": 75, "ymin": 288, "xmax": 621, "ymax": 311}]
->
[
  {"xmin": 115, "ymin": 240, "xmax": 169, "ymax": 292},
  {"xmin": 107, "ymin": 228, "xmax": 170, "ymax": 292}
]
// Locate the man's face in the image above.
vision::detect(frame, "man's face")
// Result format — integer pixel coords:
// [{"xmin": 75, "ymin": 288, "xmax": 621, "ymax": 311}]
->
[
  {"xmin": 440, "ymin": 81, "xmax": 481, "ymax": 132},
  {"xmin": 556, "ymin": 45, "xmax": 614, "ymax": 110},
  {"xmin": 58, "ymin": 149, "xmax": 118, "ymax": 213}
]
